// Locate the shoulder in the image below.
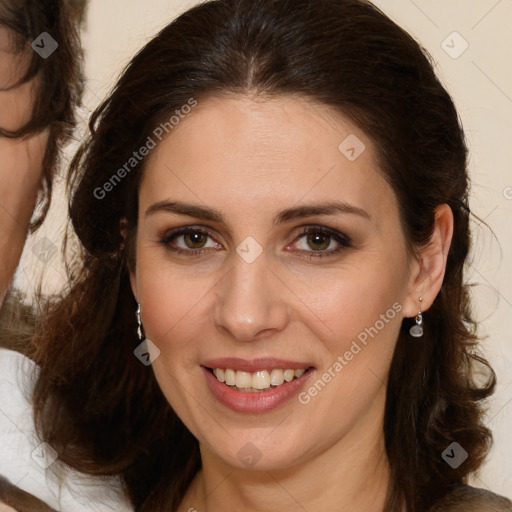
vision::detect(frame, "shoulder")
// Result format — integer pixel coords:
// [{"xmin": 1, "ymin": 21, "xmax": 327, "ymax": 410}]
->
[
  {"xmin": 429, "ymin": 484, "xmax": 512, "ymax": 511},
  {"xmin": 0, "ymin": 349, "xmax": 133, "ymax": 512}
]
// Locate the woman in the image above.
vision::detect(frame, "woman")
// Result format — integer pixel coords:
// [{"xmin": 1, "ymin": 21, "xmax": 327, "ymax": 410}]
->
[
  {"xmin": 0, "ymin": 0, "xmax": 83, "ymax": 307},
  {"xmin": 0, "ymin": 0, "xmax": 84, "ymax": 510},
  {"xmin": 1, "ymin": 0, "xmax": 511, "ymax": 511}
]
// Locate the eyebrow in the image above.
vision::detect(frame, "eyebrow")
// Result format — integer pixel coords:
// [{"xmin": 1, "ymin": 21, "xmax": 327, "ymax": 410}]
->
[{"xmin": 145, "ymin": 199, "xmax": 371, "ymax": 224}]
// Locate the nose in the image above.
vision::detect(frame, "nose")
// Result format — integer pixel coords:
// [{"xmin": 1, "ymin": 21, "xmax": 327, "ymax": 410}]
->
[{"xmin": 213, "ymin": 252, "xmax": 290, "ymax": 342}]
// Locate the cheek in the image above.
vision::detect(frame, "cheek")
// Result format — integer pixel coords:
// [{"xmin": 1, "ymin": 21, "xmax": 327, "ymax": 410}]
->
[
  {"xmin": 289, "ymin": 254, "xmax": 406, "ymax": 419},
  {"xmin": 137, "ymin": 242, "xmax": 407, "ymax": 360},
  {"xmin": 133, "ymin": 237, "xmax": 407, "ymax": 454},
  {"xmin": 291, "ymin": 270, "xmax": 404, "ymax": 439},
  {"xmin": 328, "ymin": 277, "xmax": 401, "ymax": 346},
  {"xmin": 292, "ymin": 254, "xmax": 406, "ymax": 350},
  {"xmin": 135, "ymin": 253, "xmax": 216, "ymax": 365},
  {"xmin": 135, "ymin": 257, "xmax": 216, "ymax": 420}
]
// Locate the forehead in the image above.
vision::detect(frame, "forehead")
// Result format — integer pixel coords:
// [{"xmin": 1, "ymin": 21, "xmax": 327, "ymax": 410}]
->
[{"xmin": 139, "ymin": 94, "xmax": 397, "ymax": 225}]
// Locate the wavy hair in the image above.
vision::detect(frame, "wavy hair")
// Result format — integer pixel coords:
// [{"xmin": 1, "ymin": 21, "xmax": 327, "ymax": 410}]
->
[
  {"xmin": 28, "ymin": 1, "xmax": 496, "ymax": 511},
  {"xmin": 0, "ymin": 0, "xmax": 84, "ymax": 230}
]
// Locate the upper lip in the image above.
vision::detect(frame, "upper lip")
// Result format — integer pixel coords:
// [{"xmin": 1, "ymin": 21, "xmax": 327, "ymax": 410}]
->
[{"xmin": 201, "ymin": 357, "xmax": 315, "ymax": 373}]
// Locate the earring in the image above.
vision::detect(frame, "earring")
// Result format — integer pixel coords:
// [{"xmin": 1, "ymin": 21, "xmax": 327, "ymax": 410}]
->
[
  {"xmin": 136, "ymin": 303, "xmax": 144, "ymax": 340},
  {"xmin": 409, "ymin": 297, "xmax": 423, "ymax": 338}
]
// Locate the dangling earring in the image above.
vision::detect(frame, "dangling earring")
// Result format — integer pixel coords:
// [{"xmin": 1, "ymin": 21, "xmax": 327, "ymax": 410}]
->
[
  {"xmin": 136, "ymin": 303, "xmax": 144, "ymax": 340},
  {"xmin": 409, "ymin": 297, "xmax": 423, "ymax": 338},
  {"xmin": 133, "ymin": 304, "xmax": 161, "ymax": 365}
]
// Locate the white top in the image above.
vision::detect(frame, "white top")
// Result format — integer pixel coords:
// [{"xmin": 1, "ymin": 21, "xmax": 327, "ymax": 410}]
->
[{"xmin": 0, "ymin": 348, "xmax": 133, "ymax": 511}]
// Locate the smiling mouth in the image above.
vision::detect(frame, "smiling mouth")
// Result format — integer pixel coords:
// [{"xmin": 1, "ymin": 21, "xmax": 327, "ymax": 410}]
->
[{"xmin": 205, "ymin": 366, "xmax": 314, "ymax": 392}]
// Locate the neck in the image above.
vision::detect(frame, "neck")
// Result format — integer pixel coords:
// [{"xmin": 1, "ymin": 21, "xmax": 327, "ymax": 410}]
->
[{"xmin": 179, "ymin": 388, "xmax": 392, "ymax": 512}]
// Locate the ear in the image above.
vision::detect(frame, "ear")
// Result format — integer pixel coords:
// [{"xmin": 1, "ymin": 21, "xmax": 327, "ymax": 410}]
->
[
  {"xmin": 120, "ymin": 217, "xmax": 139, "ymax": 303},
  {"xmin": 402, "ymin": 203, "xmax": 454, "ymax": 318}
]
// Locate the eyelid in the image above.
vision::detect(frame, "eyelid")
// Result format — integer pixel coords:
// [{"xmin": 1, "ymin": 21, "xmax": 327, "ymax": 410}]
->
[
  {"xmin": 292, "ymin": 225, "xmax": 351, "ymax": 245},
  {"xmin": 158, "ymin": 224, "xmax": 352, "ymax": 256},
  {"xmin": 159, "ymin": 225, "xmax": 220, "ymax": 251},
  {"xmin": 288, "ymin": 225, "xmax": 352, "ymax": 255}
]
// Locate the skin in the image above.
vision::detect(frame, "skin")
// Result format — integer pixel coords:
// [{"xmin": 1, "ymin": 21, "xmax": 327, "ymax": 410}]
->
[
  {"xmin": 0, "ymin": 27, "xmax": 48, "ymax": 306},
  {"xmin": 130, "ymin": 94, "xmax": 453, "ymax": 512},
  {"xmin": 0, "ymin": 25, "xmax": 52, "ymax": 512}
]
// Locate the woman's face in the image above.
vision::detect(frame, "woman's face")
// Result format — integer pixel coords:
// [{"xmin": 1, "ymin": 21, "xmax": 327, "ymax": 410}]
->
[{"xmin": 131, "ymin": 95, "xmax": 420, "ymax": 471}]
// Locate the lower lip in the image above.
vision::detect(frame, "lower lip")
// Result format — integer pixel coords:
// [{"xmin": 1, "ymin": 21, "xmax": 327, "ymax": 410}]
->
[{"xmin": 202, "ymin": 366, "xmax": 314, "ymax": 413}]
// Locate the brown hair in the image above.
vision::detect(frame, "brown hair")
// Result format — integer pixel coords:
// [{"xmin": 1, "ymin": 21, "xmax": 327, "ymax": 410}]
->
[
  {"xmin": 0, "ymin": 0, "xmax": 84, "ymax": 231},
  {"xmin": 28, "ymin": 1, "xmax": 496, "ymax": 511}
]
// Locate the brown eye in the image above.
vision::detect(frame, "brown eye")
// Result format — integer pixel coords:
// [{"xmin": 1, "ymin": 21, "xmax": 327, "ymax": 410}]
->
[
  {"xmin": 305, "ymin": 232, "xmax": 331, "ymax": 251},
  {"xmin": 159, "ymin": 227, "xmax": 220, "ymax": 256},
  {"xmin": 183, "ymin": 231, "xmax": 208, "ymax": 249},
  {"xmin": 292, "ymin": 226, "xmax": 352, "ymax": 258}
]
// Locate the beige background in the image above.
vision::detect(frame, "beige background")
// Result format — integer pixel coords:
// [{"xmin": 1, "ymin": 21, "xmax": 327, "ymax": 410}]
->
[{"xmin": 14, "ymin": 0, "xmax": 512, "ymax": 498}]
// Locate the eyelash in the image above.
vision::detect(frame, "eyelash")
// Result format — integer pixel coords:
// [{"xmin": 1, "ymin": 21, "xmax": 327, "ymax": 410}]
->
[{"xmin": 158, "ymin": 225, "xmax": 352, "ymax": 259}]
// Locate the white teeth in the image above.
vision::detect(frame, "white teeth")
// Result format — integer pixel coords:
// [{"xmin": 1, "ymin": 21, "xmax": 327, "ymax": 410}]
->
[
  {"xmin": 211, "ymin": 367, "xmax": 309, "ymax": 391},
  {"xmin": 225, "ymin": 368, "xmax": 236, "ymax": 386},
  {"xmin": 252, "ymin": 370, "xmax": 270, "ymax": 390},
  {"xmin": 283, "ymin": 369, "xmax": 295, "ymax": 382},
  {"xmin": 270, "ymin": 369, "xmax": 284, "ymax": 386},
  {"xmin": 235, "ymin": 371, "xmax": 252, "ymax": 389}
]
